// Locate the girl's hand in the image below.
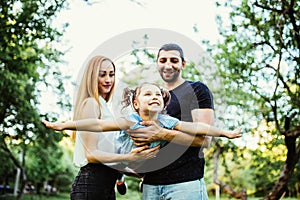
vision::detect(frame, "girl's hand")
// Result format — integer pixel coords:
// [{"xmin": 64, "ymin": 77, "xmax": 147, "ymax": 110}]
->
[
  {"xmin": 41, "ymin": 120, "xmax": 64, "ymax": 131},
  {"xmin": 128, "ymin": 145, "xmax": 160, "ymax": 162},
  {"xmin": 225, "ymin": 127, "xmax": 243, "ymax": 139}
]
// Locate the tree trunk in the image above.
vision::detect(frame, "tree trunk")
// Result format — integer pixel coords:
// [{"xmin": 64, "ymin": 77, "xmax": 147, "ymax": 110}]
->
[
  {"xmin": 17, "ymin": 148, "xmax": 27, "ymax": 200},
  {"xmin": 16, "ymin": 167, "xmax": 26, "ymax": 200},
  {"xmin": 213, "ymin": 139, "xmax": 248, "ymax": 200},
  {"xmin": 264, "ymin": 133, "xmax": 300, "ymax": 200}
]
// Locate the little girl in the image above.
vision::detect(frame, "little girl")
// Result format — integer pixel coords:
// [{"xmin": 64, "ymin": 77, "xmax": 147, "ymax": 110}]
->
[{"xmin": 42, "ymin": 82, "xmax": 242, "ymax": 156}]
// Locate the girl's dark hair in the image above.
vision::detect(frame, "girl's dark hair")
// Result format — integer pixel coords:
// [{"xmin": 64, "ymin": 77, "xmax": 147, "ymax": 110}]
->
[{"xmin": 122, "ymin": 82, "xmax": 171, "ymax": 113}]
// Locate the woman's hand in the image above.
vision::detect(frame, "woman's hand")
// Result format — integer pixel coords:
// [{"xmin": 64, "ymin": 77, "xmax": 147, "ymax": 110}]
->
[
  {"xmin": 224, "ymin": 127, "xmax": 243, "ymax": 139},
  {"xmin": 127, "ymin": 145, "xmax": 160, "ymax": 162},
  {"xmin": 41, "ymin": 120, "xmax": 64, "ymax": 131}
]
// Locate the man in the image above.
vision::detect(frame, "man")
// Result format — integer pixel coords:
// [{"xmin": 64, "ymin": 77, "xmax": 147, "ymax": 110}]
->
[{"xmin": 128, "ymin": 43, "xmax": 214, "ymax": 199}]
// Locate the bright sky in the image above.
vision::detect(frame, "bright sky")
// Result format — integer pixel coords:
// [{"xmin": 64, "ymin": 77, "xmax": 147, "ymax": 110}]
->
[{"xmin": 58, "ymin": 0, "xmax": 220, "ymax": 77}]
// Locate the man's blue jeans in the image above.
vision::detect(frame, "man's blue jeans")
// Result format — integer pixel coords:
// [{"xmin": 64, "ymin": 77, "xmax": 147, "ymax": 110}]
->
[{"xmin": 142, "ymin": 178, "xmax": 209, "ymax": 200}]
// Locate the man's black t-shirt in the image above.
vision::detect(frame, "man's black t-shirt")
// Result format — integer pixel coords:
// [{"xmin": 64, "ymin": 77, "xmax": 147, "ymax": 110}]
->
[{"xmin": 142, "ymin": 81, "xmax": 214, "ymax": 185}]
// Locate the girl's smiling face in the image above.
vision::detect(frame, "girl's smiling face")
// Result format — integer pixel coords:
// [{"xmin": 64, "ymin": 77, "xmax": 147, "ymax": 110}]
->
[{"xmin": 133, "ymin": 84, "xmax": 164, "ymax": 114}]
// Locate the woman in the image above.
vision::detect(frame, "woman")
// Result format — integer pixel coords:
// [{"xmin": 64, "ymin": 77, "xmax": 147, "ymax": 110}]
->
[{"xmin": 70, "ymin": 56, "xmax": 158, "ymax": 200}]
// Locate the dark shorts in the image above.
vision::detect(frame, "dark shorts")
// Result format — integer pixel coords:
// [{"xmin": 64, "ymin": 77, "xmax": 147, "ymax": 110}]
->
[{"xmin": 70, "ymin": 163, "xmax": 119, "ymax": 200}]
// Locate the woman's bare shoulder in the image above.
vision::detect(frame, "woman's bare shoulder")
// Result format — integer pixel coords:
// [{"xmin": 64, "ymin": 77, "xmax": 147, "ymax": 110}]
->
[{"xmin": 80, "ymin": 97, "xmax": 101, "ymax": 118}]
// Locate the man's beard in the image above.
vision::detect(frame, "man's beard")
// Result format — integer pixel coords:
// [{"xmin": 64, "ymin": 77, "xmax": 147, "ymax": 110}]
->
[{"xmin": 159, "ymin": 68, "xmax": 180, "ymax": 83}]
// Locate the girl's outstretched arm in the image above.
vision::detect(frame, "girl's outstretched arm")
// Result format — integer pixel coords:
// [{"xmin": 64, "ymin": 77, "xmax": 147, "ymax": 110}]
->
[
  {"xmin": 174, "ymin": 121, "xmax": 242, "ymax": 139},
  {"xmin": 42, "ymin": 117, "xmax": 131, "ymax": 132}
]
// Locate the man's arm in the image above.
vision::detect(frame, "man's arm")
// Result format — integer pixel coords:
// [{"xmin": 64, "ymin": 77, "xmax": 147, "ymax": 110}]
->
[
  {"xmin": 191, "ymin": 108, "xmax": 214, "ymax": 148},
  {"xmin": 162, "ymin": 108, "xmax": 215, "ymax": 147},
  {"xmin": 127, "ymin": 121, "xmax": 209, "ymax": 147}
]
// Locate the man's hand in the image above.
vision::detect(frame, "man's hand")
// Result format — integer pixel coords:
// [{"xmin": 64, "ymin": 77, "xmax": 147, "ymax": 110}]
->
[{"xmin": 127, "ymin": 121, "xmax": 164, "ymax": 146}]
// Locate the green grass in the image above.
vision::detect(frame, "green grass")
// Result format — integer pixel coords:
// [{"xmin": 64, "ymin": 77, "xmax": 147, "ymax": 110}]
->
[
  {"xmin": 0, "ymin": 193, "xmax": 69, "ymax": 200},
  {"xmin": 0, "ymin": 192, "xmax": 137, "ymax": 200},
  {"xmin": 117, "ymin": 190, "xmax": 142, "ymax": 200},
  {"xmin": 1, "ymin": 192, "xmax": 298, "ymax": 200}
]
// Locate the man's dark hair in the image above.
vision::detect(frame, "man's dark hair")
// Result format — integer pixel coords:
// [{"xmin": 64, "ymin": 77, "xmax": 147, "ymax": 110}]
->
[{"xmin": 157, "ymin": 43, "xmax": 185, "ymax": 62}]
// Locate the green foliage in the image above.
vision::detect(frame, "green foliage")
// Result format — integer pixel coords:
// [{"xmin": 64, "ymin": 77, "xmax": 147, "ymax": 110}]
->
[
  {"xmin": 25, "ymin": 137, "xmax": 76, "ymax": 192},
  {"xmin": 0, "ymin": 148, "xmax": 15, "ymax": 187},
  {"xmin": 0, "ymin": 0, "xmax": 72, "ymax": 196},
  {"xmin": 204, "ymin": 140, "xmax": 256, "ymax": 196},
  {"xmin": 208, "ymin": 0, "xmax": 300, "ymax": 198}
]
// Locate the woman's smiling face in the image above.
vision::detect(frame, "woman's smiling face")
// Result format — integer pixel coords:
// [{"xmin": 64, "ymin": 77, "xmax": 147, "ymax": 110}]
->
[{"xmin": 98, "ymin": 60, "xmax": 115, "ymax": 99}]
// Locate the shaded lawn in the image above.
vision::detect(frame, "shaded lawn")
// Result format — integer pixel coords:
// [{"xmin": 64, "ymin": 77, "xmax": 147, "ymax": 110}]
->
[{"xmin": 0, "ymin": 192, "xmax": 298, "ymax": 200}]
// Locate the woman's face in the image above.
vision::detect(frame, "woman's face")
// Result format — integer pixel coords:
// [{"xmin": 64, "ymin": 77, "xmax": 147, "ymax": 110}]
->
[{"xmin": 98, "ymin": 60, "xmax": 115, "ymax": 99}]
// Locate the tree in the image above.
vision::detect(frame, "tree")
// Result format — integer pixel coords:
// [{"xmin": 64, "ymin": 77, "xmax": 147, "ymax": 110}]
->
[
  {"xmin": 211, "ymin": 0, "xmax": 300, "ymax": 199},
  {"xmin": 0, "ymin": 0, "xmax": 71, "ymax": 199}
]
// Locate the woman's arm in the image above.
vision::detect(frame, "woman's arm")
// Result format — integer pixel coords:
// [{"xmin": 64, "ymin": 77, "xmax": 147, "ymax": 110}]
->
[
  {"xmin": 86, "ymin": 145, "xmax": 160, "ymax": 163},
  {"xmin": 42, "ymin": 117, "xmax": 131, "ymax": 132},
  {"xmin": 174, "ymin": 121, "xmax": 242, "ymax": 138}
]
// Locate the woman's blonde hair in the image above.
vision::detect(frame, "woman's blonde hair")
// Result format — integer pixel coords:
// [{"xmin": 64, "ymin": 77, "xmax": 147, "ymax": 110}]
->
[{"xmin": 71, "ymin": 55, "xmax": 116, "ymax": 140}]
